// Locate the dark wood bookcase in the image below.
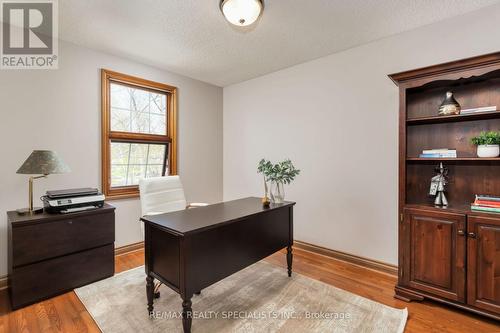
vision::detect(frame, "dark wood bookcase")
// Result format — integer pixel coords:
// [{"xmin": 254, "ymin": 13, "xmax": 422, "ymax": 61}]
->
[{"xmin": 390, "ymin": 52, "xmax": 500, "ymax": 320}]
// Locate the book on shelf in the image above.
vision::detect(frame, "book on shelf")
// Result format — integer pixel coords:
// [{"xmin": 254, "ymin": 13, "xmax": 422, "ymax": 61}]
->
[
  {"xmin": 460, "ymin": 106, "xmax": 497, "ymax": 114},
  {"xmin": 471, "ymin": 205, "xmax": 500, "ymax": 213},
  {"xmin": 473, "ymin": 197, "xmax": 500, "ymax": 208},
  {"xmin": 474, "ymin": 201, "xmax": 500, "ymax": 208},
  {"xmin": 422, "ymin": 148, "xmax": 455, "ymax": 154},
  {"xmin": 419, "ymin": 153, "xmax": 457, "ymax": 158},
  {"xmin": 471, "ymin": 194, "xmax": 500, "ymax": 213},
  {"xmin": 419, "ymin": 149, "xmax": 457, "ymax": 158},
  {"xmin": 475, "ymin": 195, "xmax": 500, "ymax": 202}
]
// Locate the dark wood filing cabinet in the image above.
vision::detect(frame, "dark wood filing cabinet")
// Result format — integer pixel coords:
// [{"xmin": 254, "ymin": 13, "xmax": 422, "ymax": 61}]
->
[{"xmin": 7, "ymin": 204, "xmax": 115, "ymax": 309}]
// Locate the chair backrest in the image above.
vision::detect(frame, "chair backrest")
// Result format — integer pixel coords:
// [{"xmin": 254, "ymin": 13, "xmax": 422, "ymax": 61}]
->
[{"xmin": 139, "ymin": 176, "xmax": 187, "ymax": 217}]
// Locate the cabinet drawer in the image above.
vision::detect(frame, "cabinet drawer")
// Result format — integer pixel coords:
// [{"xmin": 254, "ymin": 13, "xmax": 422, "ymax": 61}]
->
[
  {"xmin": 9, "ymin": 244, "xmax": 114, "ymax": 309},
  {"xmin": 12, "ymin": 211, "xmax": 115, "ymax": 267}
]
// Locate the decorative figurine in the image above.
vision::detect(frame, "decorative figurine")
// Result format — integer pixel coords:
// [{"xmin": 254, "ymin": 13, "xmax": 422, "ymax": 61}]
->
[
  {"xmin": 438, "ymin": 91, "xmax": 461, "ymax": 116},
  {"xmin": 429, "ymin": 162, "xmax": 449, "ymax": 206}
]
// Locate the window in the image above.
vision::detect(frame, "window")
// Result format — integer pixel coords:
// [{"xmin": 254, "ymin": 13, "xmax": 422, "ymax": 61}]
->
[{"xmin": 101, "ymin": 69, "xmax": 177, "ymax": 199}]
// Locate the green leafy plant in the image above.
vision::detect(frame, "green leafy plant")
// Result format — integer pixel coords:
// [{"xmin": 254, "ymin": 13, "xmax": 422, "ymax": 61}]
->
[
  {"xmin": 257, "ymin": 159, "xmax": 301, "ymax": 184},
  {"xmin": 471, "ymin": 131, "xmax": 500, "ymax": 146}
]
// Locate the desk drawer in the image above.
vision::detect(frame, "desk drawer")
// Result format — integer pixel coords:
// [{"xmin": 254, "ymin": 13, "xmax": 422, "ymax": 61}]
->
[
  {"xmin": 12, "ymin": 211, "xmax": 115, "ymax": 267},
  {"xmin": 10, "ymin": 244, "xmax": 114, "ymax": 309}
]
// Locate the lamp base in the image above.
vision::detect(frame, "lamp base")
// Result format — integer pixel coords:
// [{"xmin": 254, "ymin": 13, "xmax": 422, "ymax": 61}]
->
[{"xmin": 17, "ymin": 207, "xmax": 44, "ymax": 215}]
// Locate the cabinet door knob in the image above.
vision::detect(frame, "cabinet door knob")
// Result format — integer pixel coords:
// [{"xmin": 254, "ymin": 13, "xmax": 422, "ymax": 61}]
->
[
  {"xmin": 457, "ymin": 230, "xmax": 465, "ymax": 236},
  {"xmin": 468, "ymin": 232, "xmax": 476, "ymax": 238}
]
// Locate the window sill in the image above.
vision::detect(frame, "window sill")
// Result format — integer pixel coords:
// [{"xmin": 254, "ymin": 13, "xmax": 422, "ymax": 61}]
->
[{"xmin": 105, "ymin": 191, "xmax": 140, "ymax": 201}]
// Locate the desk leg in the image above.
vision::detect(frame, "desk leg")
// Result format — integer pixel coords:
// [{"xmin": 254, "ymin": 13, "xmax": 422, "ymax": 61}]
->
[
  {"xmin": 146, "ymin": 275, "xmax": 154, "ymax": 314},
  {"xmin": 182, "ymin": 297, "xmax": 193, "ymax": 333},
  {"xmin": 287, "ymin": 245, "xmax": 293, "ymax": 277}
]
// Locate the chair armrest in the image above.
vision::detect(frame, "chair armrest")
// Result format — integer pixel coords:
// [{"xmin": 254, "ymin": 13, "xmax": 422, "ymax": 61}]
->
[{"xmin": 187, "ymin": 203, "xmax": 209, "ymax": 209}]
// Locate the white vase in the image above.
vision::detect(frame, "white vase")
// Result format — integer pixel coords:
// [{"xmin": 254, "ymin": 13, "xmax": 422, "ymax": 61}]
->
[{"xmin": 477, "ymin": 144, "xmax": 500, "ymax": 158}]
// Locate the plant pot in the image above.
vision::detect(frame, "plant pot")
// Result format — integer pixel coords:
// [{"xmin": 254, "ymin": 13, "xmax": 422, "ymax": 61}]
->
[
  {"xmin": 270, "ymin": 181, "xmax": 285, "ymax": 204},
  {"xmin": 477, "ymin": 144, "xmax": 500, "ymax": 158}
]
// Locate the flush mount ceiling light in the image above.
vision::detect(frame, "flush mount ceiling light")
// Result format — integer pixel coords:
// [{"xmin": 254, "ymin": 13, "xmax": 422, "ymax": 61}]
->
[{"xmin": 220, "ymin": 0, "xmax": 264, "ymax": 27}]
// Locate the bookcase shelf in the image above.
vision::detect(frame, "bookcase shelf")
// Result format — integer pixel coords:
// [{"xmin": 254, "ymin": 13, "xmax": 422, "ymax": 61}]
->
[
  {"xmin": 404, "ymin": 203, "xmax": 500, "ymax": 218},
  {"xmin": 407, "ymin": 157, "xmax": 500, "ymax": 162},
  {"xmin": 407, "ymin": 110, "xmax": 500, "ymax": 125}
]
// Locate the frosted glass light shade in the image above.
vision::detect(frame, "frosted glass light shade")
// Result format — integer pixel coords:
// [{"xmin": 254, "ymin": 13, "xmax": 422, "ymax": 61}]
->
[{"xmin": 220, "ymin": 0, "xmax": 263, "ymax": 27}]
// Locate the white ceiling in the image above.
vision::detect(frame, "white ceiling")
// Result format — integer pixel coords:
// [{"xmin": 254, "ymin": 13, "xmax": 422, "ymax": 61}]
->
[{"xmin": 60, "ymin": 0, "xmax": 500, "ymax": 87}]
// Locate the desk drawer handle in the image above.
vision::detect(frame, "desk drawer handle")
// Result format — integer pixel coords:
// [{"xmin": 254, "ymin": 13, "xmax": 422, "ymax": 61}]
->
[
  {"xmin": 67, "ymin": 220, "xmax": 73, "ymax": 225},
  {"xmin": 468, "ymin": 232, "xmax": 476, "ymax": 238}
]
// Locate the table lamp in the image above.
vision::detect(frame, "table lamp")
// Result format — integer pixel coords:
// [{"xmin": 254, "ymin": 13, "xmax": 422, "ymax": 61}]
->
[{"xmin": 16, "ymin": 150, "xmax": 71, "ymax": 215}]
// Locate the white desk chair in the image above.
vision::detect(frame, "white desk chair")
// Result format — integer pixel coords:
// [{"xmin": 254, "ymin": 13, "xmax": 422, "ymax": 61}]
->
[
  {"xmin": 139, "ymin": 175, "xmax": 208, "ymax": 234},
  {"xmin": 139, "ymin": 175, "xmax": 207, "ymax": 296}
]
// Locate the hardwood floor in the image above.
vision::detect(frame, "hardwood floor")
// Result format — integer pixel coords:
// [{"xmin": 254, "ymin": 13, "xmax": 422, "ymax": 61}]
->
[{"xmin": 0, "ymin": 247, "xmax": 498, "ymax": 332}]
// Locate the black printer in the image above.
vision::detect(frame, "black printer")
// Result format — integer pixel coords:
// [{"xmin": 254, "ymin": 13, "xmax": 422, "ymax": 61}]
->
[{"xmin": 42, "ymin": 188, "xmax": 105, "ymax": 214}]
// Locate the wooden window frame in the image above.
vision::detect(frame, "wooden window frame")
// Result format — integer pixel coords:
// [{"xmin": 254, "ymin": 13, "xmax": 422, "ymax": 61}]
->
[{"xmin": 101, "ymin": 69, "xmax": 177, "ymax": 200}]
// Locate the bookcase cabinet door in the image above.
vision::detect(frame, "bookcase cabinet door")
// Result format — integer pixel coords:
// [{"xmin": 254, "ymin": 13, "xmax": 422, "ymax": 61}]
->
[
  {"xmin": 404, "ymin": 208, "xmax": 466, "ymax": 302},
  {"xmin": 467, "ymin": 215, "xmax": 500, "ymax": 315}
]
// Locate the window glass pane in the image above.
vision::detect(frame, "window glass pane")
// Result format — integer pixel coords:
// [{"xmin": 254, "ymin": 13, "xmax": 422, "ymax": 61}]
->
[
  {"xmin": 110, "ymin": 142, "xmax": 167, "ymax": 187},
  {"xmin": 146, "ymin": 165, "xmax": 163, "ymax": 178},
  {"xmin": 111, "ymin": 108, "xmax": 131, "ymax": 132},
  {"xmin": 129, "ymin": 143, "xmax": 149, "ymax": 165},
  {"xmin": 150, "ymin": 114, "xmax": 166, "ymax": 135},
  {"xmin": 111, "ymin": 165, "xmax": 128, "ymax": 187},
  {"xmin": 127, "ymin": 165, "xmax": 147, "ymax": 186},
  {"xmin": 111, "ymin": 142, "xmax": 130, "ymax": 165},
  {"xmin": 110, "ymin": 83, "xmax": 130, "ymax": 109},
  {"xmin": 110, "ymin": 82, "xmax": 167, "ymax": 135},
  {"xmin": 148, "ymin": 145, "xmax": 166, "ymax": 164},
  {"xmin": 150, "ymin": 93, "xmax": 166, "ymax": 114},
  {"xmin": 131, "ymin": 110, "xmax": 149, "ymax": 133},
  {"xmin": 130, "ymin": 89, "xmax": 150, "ymax": 113}
]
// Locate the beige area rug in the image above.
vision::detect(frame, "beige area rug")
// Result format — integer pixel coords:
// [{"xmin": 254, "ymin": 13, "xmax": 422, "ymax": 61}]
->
[{"xmin": 75, "ymin": 261, "xmax": 407, "ymax": 333}]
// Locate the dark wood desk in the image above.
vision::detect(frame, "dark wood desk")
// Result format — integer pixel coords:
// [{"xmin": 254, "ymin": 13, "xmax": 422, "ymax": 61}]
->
[{"xmin": 141, "ymin": 197, "xmax": 295, "ymax": 333}]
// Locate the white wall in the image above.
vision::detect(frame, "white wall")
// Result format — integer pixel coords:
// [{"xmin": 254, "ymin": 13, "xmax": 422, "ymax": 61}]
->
[
  {"xmin": 223, "ymin": 5, "xmax": 500, "ymax": 265},
  {"xmin": 0, "ymin": 41, "xmax": 223, "ymax": 277}
]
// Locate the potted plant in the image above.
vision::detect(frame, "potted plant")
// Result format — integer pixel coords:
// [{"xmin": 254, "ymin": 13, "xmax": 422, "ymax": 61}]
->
[
  {"xmin": 471, "ymin": 131, "xmax": 500, "ymax": 158},
  {"xmin": 258, "ymin": 159, "xmax": 300, "ymax": 204}
]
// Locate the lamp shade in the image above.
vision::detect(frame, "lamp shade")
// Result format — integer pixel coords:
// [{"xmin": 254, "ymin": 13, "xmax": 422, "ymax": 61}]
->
[
  {"xmin": 220, "ymin": 0, "xmax": 263, "ymax": 26},
  {"xmin": 16, "ymin": 150, "xmax": 71, "ymax": 175}
]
